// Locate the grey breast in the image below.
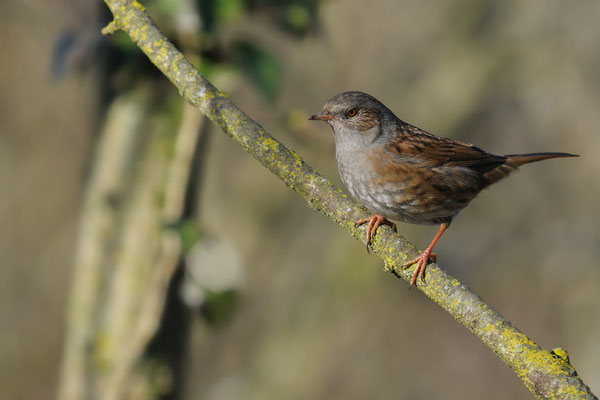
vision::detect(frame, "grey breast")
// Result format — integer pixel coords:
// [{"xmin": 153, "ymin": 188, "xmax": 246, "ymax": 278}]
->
[{"xmin": 333, "ymin": 124, "xmax": 396, "ymax": 217}]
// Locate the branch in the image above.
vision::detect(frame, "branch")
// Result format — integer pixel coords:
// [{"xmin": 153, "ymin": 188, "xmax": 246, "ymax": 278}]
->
[{"xmin": 101, "ymin": 1, "xmax": 597, "ymax": 399}]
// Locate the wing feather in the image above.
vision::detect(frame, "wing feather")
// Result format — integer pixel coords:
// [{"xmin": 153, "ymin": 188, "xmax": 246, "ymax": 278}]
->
[{"xmin": 387, "ymin": 122, "xmax": 507, "ymax": 173}]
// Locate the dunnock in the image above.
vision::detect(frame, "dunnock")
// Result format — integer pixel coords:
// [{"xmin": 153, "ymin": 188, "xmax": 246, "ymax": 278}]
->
[{"xmin": 310, "ymin": 91, "xmax": 577, "ymax": 286}]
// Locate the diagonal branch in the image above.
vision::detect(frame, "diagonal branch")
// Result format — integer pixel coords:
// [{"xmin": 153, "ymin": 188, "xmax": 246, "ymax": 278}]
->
[{"xmin": 101, "ymin": 1, "xmax": 596, "ymax": 399}]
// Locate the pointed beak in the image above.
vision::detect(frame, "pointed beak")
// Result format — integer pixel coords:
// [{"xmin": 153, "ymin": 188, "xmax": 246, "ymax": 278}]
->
[{"xmin": 309, "ymin": 111, "xmax": 334, "ymax": 121}]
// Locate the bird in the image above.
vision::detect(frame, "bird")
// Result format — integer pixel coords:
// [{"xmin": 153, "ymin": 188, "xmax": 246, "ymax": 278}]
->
[{"xmin": 309, "ymin": 91, "xmax": 578, "ymax": 286}]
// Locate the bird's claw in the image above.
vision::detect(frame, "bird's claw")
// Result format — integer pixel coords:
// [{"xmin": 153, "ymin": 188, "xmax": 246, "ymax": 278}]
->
[
  {"xmin": 402, "ymin": 251, "xmax": 437, "ymax": 286},
  {"xmin": 355, "ymin": 215, "xmax": 397, "ymax": 253}
]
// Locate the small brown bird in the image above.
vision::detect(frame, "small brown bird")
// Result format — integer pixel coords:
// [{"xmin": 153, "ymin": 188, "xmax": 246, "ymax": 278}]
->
[{"xmin": 309, "ymin": 91, "xmax": 578, "ymax": 286}]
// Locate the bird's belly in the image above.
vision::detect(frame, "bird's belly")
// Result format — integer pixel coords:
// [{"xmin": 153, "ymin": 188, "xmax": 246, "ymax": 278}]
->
[{"xmin": 339, "ymin": 162, "xmax": 471, "ymax": 225}]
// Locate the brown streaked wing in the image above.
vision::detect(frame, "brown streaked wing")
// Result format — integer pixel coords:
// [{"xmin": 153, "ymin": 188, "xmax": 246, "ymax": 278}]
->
[{"xmin": 388, "ymin": 122, "xmax": 507, "ymax": 172}]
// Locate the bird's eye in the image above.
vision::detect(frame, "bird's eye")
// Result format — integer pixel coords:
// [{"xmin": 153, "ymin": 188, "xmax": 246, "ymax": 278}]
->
[{"xmin": 346, "ymin": 108, "xmax": 358, "ymax": 118}]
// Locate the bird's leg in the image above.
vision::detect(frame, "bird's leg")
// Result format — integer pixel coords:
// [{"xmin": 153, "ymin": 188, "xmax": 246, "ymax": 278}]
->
[
  {"xmin": 355, "ymin": 215, "xmax": 397, "ymax": 253},
  {"xmin": 402, "ymin": 223, "xmax": 449, "ymax": 286}
]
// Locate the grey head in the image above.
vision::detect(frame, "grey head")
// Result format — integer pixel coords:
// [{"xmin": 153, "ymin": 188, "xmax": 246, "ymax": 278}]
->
[{"xmin": 309, "ymin": 91, "xmax": 398, "ymax": 149}]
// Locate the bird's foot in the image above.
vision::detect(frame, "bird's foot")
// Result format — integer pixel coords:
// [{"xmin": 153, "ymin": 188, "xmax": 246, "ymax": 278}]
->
[
  {"xmin": 401, "ymin": 251, "xmax": 437, "ymax": 286},
  {"xmin": 355, "ymin": 215, "xmax": 397, "ymax": 253}
]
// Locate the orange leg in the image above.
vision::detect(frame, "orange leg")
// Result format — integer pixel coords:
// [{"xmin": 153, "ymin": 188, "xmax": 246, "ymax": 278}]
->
[
  {"xmin": 402, "ymin": 223, "xmax": 449, "ymax": 286},
  {"xmin": 355, "ymin": 215, "xmax": 397, "ymax": 253}
]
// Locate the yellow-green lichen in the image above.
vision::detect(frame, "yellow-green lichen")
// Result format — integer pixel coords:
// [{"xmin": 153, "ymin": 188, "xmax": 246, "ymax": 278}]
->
[
  {"xmin": 261, "ymin": 137, "xmax": 281, "ymax": 152},
  {"xmin": 101, "ymin": 21, "xmax": 119, "ymax": 35},
  {"xmin": 488, "ymin": 324, "xmax": 572, "ymax": 384},
  {"xmin": 132, "ymin": 0, "xmax": 146, "ymax": 11},
  {"xmin": 551, "ymin": 348, "xmax": 570, "ymax": 364},
  {"xmin": 449, "ymin": 296, "xmax": 461, "ymax": 311}
]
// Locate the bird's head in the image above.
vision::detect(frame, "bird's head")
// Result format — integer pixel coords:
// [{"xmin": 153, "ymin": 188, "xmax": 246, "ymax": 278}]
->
[{"xmin": 309, "ymin": 91, "xmax": 389, "ymax": 134}]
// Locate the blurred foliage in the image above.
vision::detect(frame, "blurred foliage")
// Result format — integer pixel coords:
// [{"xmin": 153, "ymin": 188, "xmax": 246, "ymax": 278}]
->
[
  {"xmin": 53, "ymin": 0, "xmax": 321, "ymax": 100},
  {"xmin": 196, "ymin": 0, "xmax": 245, "ymax": 31},
  {"xmin": 200, "ymin": 289, "xmax": 240, "ymax": 325},
  {"xmin": 83, "ymin": 0, "xmax": 322, "ymax": 101},
  {"xmin": 197, "ymin": 0, "xmax": 318, "ymax": 35},
  {"xmin": 233, "ymin": 41, "xmax": 282, "ymax": 100},
  {"xmin": 169, "ymin": 219, "xmax": 205, "ymax": 253}
]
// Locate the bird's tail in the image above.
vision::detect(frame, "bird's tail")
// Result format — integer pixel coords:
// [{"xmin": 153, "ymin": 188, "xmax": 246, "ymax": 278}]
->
[
  {"xmin": 505, "ymin": 152, "xmax": 579, "ymax": 167},
  {"xmin": 481, "ymin": 152, "xmax": 578, "ymax": 188}
]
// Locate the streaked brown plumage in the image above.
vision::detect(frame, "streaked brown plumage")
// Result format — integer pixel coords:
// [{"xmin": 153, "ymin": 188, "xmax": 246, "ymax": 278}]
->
[{"xmin": 309, "ymin": 91, "xmax": 578, "ymax": 285}]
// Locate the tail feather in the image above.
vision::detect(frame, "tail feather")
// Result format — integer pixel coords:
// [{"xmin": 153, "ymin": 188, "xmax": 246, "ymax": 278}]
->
[
  {"xmin": 505, "ymin": 152, "xmax": 579, "ymax": 167},
  {"xmin": 481, "ymin": 152, "xmax": 578, "ymax": 188}
]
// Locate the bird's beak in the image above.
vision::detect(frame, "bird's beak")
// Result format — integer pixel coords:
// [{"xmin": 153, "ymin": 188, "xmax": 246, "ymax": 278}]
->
[{"xmin": 309, "ymin": 111, "xmax": 334, "ymax": 121}]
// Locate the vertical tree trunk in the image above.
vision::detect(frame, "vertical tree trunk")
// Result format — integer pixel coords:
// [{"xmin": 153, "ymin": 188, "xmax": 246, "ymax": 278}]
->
[{"xmin": 59, "ymin": 85, "xmax": 205, "ymax": 400}]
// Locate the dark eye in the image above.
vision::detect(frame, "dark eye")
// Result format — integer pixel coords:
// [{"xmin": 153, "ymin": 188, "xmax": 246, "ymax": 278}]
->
[{"xmin": 346, "ymin": 108, "xmax": 358, "ymax": 118}]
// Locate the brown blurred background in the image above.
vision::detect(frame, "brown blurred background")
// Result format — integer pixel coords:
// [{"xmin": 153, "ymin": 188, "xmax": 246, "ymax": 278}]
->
[{"xmin": 1, "ymin": 0, "xmax": 599, "ymax": 399}]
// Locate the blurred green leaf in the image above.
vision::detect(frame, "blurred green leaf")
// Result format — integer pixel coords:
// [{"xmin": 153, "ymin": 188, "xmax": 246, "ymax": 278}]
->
[
  {"xmin": 197, "ymin": 59, "xmax": 236, "ymax": 81},
  {"xmin": 153, "ymin": 0, "xmax": 180, "ymax": 16},
  {"xmin": 234, "ymin": 41, "xmax": 283, "ymax": 101},
  {"xmin": 201, "ymin": 289, "xmax": 239, "ymax": 325},
  {"xmin": 198, "ymin": 0, "xmax": 245, "ymax": 32},
  {"xmin": 286, "ymin": 4, "xmax": 311, "ymax": 32},
  {"xmin": 216, "ymin": 0, "xmax": 245, "ymax": 22},
  {"xmin": 167, "ymin": 219, "xmax": 203, "ymax": 252},
  {"xmin": 197, "ymin": 0, "xmax": 217, "ymax": 32}
]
